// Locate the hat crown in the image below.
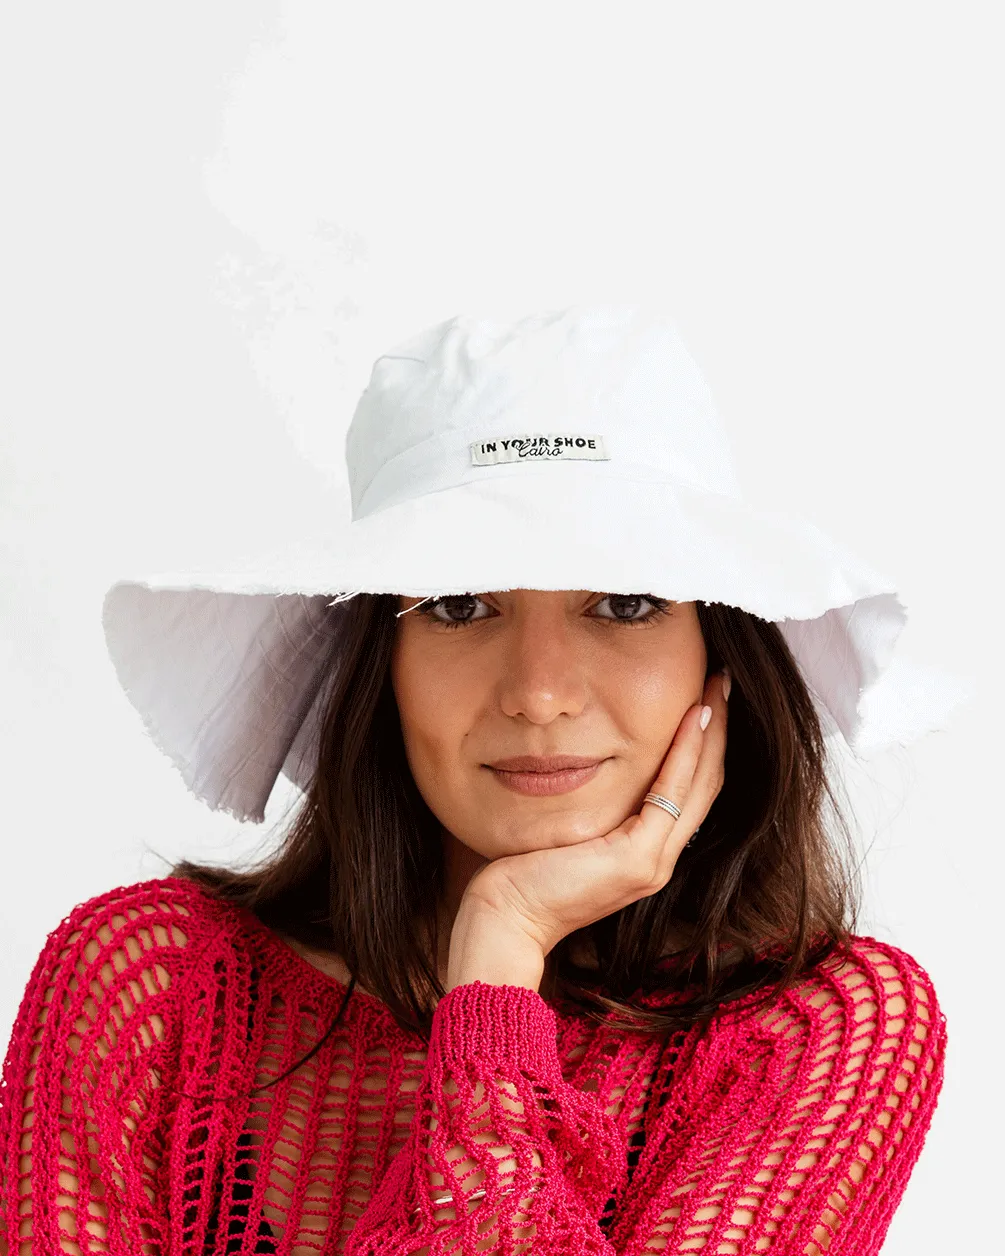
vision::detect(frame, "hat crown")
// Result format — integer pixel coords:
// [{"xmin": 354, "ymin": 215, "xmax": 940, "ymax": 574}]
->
[{"xmin": 345, "ymin": 304, "xmax": 741, "ymax": 519}]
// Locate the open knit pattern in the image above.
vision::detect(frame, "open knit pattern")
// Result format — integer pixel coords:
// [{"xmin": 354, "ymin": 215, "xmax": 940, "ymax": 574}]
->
[{"xmin": 0, "ymin": 877, "xmax": 945, "ymax": 1255}]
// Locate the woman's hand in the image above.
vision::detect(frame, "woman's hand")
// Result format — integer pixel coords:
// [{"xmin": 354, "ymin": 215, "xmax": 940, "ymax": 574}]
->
[{"xmin": 449, "ymin": 668, "xmax": 730, "ymax": 981}]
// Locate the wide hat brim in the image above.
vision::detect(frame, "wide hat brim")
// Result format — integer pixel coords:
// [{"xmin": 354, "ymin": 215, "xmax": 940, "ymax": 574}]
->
[{"xmin": 101, "ymin": 471, "xmax": 969, "ymax": 823}]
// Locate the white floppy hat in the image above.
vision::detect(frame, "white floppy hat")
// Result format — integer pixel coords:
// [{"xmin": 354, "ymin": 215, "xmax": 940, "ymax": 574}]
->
[{"xmin": 101, "ymin": 303, "xmax": 967, "ymax": 823}]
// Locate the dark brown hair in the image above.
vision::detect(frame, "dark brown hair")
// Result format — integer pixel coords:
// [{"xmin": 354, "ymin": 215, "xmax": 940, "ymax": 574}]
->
[{"xmin": 168, "ymin": 593, "xmax": 861, "ymax": 1057}]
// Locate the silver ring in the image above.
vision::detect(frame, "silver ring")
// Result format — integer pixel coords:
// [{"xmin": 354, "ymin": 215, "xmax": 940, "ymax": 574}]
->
[{"xmin": 643, "ymin": 792, "xmax": 681, "ymax": 819}]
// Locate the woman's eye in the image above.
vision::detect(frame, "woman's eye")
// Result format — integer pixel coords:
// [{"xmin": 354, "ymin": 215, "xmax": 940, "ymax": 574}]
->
[
  {"xmin": 422, "ymin": 594, "xmax": 493, "ymax": 627},
  {"xmin": 591, "ymin": 594, "xmax": 674, "ymax": 624}
]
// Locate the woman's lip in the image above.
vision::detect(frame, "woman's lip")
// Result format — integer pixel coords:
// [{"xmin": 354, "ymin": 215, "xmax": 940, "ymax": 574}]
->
[{"xmin": 487, "ymin": 762, "xmax": 605, "ymax": 796}]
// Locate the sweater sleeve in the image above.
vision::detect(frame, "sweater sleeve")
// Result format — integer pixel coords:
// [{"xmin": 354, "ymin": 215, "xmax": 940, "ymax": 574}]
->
[
  {"xmin": 0, "ymin": 882, "xmax": 192, "ymax": 1255},
  {"xmin": 345, "ymin": 980, "xmax": 628, "ymax": 1256},
  {"xmin": 605, "ymin": 937, "xmax": 948, "ymax": 1255}
]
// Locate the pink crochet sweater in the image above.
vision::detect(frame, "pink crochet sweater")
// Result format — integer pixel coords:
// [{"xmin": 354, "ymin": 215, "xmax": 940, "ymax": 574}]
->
[{"xmin": 0, "ymin": 876, "xmax": 945, "ymax": 1255}]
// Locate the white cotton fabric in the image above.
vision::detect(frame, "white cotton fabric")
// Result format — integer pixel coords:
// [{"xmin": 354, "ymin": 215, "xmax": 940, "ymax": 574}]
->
[{"xmin": 101, "ymin": 303, "xmax": 968, "ymax": 822}]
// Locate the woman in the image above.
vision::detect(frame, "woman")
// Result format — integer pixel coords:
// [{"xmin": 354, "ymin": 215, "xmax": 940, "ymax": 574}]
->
[{"xmin": 0, "ymin": 305, "xmax": 948, "ymax": 1255}]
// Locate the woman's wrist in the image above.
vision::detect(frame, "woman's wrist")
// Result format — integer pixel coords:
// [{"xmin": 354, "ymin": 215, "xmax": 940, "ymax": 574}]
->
[{"xmin": 445, "ymin": 901, "xmax": 546, "ymax": 994}]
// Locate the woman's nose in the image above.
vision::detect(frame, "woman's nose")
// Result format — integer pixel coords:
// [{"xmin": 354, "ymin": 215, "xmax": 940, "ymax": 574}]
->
[{"xmin": 495, "ymin": 612, "xmax": 589, "ymax": 723}]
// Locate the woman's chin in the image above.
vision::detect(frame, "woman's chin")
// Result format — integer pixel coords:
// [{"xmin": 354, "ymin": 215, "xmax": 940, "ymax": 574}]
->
[{"xmin": 482, "ymin": 812, "xmax": 623, "ymax": 854}]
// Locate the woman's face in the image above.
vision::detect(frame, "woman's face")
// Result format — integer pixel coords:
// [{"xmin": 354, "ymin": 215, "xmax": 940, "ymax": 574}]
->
[{"xmin": 391, "ymin": 589, "xmax": 708, "ymax": 859}]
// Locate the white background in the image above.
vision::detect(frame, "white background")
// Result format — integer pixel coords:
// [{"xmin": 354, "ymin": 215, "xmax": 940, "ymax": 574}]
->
[{"xmin": 2, "ymin": 3, "xmax": 1001, "ymax": 1250}]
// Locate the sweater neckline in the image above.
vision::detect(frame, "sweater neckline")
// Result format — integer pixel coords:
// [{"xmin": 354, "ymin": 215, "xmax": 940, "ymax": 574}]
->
[
  {"xmin": 169, "ymin": 876, "xmax": 610, "ymax": 1023},
  {"xmin": 238, "ymin": 903, "xmax": 399, "ymax": 1018},
  {"xmin": 238, "ymin": 902, "xmax": 589, "ymax": 1026}
]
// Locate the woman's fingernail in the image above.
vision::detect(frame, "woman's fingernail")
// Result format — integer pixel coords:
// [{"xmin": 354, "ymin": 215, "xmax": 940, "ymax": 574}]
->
[
  {"xmin": 722, "ymin": 668, "xmax": 732, "ymax": 701},
  {"xmin": 699, "ymin": 705, "xmax": 712, "ymax": 730}
]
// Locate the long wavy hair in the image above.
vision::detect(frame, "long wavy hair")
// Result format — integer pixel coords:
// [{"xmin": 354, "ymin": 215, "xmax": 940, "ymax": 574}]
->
[{"xmin": 169, "ymin": 592, "xmax": 862, "ymax": 1058}]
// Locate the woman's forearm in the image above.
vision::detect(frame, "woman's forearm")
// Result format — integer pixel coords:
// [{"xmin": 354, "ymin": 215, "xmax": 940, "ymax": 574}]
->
[{"xmin": 410, "ymin": 905, "xmax": 550, "ymax": 1240}]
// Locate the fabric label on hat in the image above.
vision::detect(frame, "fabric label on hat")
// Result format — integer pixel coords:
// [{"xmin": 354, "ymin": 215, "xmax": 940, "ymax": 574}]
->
[{"xmin": 469, "ymin": 434, "xmax": 609, "ymax": 465}]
